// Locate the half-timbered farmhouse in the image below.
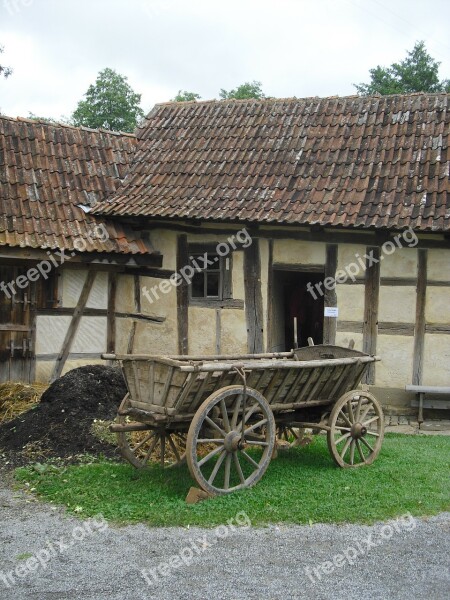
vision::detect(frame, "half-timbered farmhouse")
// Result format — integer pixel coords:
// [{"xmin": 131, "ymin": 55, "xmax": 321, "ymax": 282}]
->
[{"xmin": 1, "ymin": 93, "xmax": 449, "ymax": 412}]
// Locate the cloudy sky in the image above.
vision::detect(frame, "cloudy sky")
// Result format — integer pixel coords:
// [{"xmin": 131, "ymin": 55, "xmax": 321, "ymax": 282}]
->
[{"xmin": 1, "ymin": 0, "xmax": 449, "ymax": 120}]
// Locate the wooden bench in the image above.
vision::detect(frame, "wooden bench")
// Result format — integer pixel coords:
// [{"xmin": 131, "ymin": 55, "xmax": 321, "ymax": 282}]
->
[{"xmin": 405, "ymin": 385, "xmax": 450, "ymax": 424}]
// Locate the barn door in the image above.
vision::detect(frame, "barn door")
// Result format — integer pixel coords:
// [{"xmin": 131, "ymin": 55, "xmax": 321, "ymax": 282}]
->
[{"xmin": 0, "ymin": 265, "xmax": 36, "ymax": 383}]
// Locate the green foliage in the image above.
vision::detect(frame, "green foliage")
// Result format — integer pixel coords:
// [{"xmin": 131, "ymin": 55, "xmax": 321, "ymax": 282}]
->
[
  {"xmin": 355, "ymin": 41, "xmax": 450, "ymax": 95},
  {"xmin": 172, "ymin": 90, "xmax": 201, "ymax": 102},
  {"xmin": 219, "ymin": 80, "xmax": 265, "ymax": 100},
  {"xmin": 15, "ymin": 434, "xmax": 450, "ymax": 526},
  {"xmin": 72, "ymin": 68, "xmax": 144, "ymax": 132},
  {"xmin": 0, "ymin": 45, "xmax": 12, "ymax": 78}
]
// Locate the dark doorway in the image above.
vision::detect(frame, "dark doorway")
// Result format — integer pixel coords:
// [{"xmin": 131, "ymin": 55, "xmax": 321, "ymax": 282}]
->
[{"xmin": 271, "ymin": 270, "xmax": 324, "ymax": 351}]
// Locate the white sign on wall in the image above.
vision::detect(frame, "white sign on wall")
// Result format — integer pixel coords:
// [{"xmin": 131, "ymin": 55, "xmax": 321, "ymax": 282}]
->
[{"xmin": 324, "ymin": 306, "xmax": 339, "ymax": 318}]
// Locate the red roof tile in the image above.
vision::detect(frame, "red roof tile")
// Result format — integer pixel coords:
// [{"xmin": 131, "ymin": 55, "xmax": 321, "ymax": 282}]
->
[
  {"xmin": 0, "ymin": 116, "xmax": 153, "ymax": 254},
  {"xmin": 95, "ymin": 93, "xmax": 450, "ymax": 232}
]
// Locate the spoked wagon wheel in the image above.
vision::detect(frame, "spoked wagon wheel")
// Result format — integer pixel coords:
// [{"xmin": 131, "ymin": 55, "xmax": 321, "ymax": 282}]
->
[
  {"xmin": 115, "ymin": 395, "xmax": 186, "ymax": 469},
  {"xmin": 186, "ymin": 385, "xmax": 276, "ymax": 495},
  {"xmin": 327, "ymin": 390, "xmax": 384, "ymax": 468}
]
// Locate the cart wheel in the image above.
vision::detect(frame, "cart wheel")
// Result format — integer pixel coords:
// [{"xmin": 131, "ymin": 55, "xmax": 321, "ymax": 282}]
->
[
  {"xmin": 186, "ymin": 385, "xmax": 276, "ymax": 495},
  {"xmin": 327, "ymin": 390, "xmax": 384, "ymax": 468},
  {"xmin": 116, "ymin": 396, "xmax": 186, "ymax": 469}
]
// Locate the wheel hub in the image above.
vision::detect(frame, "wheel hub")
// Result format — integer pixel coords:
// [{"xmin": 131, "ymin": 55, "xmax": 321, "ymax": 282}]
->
[
  {"xmin": 351, "ymin": 423, "xmax": 367, "ymax": 439},
  {"xmin": 224, "ymin": 431, "xmax": 242, "ymax": 452}
]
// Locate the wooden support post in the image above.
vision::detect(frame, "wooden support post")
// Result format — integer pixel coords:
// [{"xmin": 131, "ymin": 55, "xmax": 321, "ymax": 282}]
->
[
  {"xmin": 412, "ymin": 249, "xmax": 427, "ymax": 387},
  {"xmin": 215, "ymin": 308, "xmax": 221, "ymax": 355},
  {"xmin": 244, "ymin": 239, "xmax": 264, "ymax": 353},
  {"xmin": 362, "ymin": 246, "xmax": 380, "ymax": 384},
  {"xmin": 323, "ymin": 244, "xmax": 338, "ymax": 345},
  {"xmin": 266, "ymin": 239, "xmax": 274, "ymax": 352},
  {"xmin": 50, "ymin": 270, "xmax": 96, "ymax": 382},
  {"xmin": 107, "ymin": 272, "xmax": 117, "ymax": 354},
  {"xmin": 176, "ymin": 234, "xmax": 189, "ymax": 355},
  {"xmin": 127, "ymin": 274, "xmax": 142, "ymax": 354}
]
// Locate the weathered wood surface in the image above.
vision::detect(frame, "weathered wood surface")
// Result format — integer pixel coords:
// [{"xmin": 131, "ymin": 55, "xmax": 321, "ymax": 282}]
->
[
  {"xmin": 176, "ymin": 234, "xmax": 189, "ymax": 355},
  {"xmin": 112, "ymin": 346, "xmax": 378, "ymax": 423},
  {"xmin": 244, "ymin": 240, "xmax": 264, "ymax": 353},
  {"xmin": 412, "ymin": 249, "xmax": 427, "ymax": 386},
  {"xmin": 362, "ymin": 246, "xmax": 380, "ymax": 385}
]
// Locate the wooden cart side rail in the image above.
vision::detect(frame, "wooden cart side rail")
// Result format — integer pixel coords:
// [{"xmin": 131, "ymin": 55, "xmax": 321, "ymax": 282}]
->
[
  {"xmin": 176, "ymin": 355, "xmax": 380, "ymax": 373},
  {"xmin": 102, "ymin": 351, "xmax": 294, "ymax": 363}
]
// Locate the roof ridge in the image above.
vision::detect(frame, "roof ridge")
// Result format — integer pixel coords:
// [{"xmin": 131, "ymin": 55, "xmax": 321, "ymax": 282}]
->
[
  {"xmin": 153, "ymin": 91, "xmax": 449, "ymax": 109},
  {"xmin": 0, "ymin": 114, "xmax": 137, "ymax": 137}
]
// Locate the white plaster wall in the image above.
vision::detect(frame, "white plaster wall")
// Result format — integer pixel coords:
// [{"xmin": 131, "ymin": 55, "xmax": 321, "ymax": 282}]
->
[
  {"xmin": 379, "ymin": 247, "xmax": 417, "ymax": 278},
  {"xmin": 150, "ymin": 230, "xmax": 177, "ymax": 270},
  {"xmin": 336, "ymin": 284, "xmax": 365, "ymax": 321},
  {"xmin": 335, "ymin": 331, "xmax": 364, "ymax": 352},
  {"xmin": 220, "ymin": 309, "xmax": 247, "ymax": 354},
  {"xmin": 427, "ymin": 249, "xmax": 450, "ymax": 281},
  {"xmin": 71, "ymin": 317, "xmax": 107, "ymax": 353},
  {"xmin": 425, "ymin": 287, "xmax": 450, "ymax": 323},
  {"xmin": 273, "ymin": 240, "xmax": 326, "ymax": 265},
  {"xmin": 61, "ymin": 270, "xmax": 108, "ymax": 309},
  {"xmin": 116, "ymin": 274, "xmax": 135, "ymax": 313},
  {"xmin": 379, "ymin": 287, "xmax": 416, "ymax": 323},
  {"xmin": 422, "ymin": 334, "xmax": 450, "ymax": 386},
  {"xmin": 376, "ymin": 335, "xmax": 414, "ymax": 387},
  {"xmin": 188, "ymin": 306, "xmax": 216, "ymax": 354},
  {"xmin": 337, "ymin": 244, "xmax": 367, "ymax": 272},
  {"xmin": 35, "ymin": 315, "xmax": 71, "ymax": 354}
]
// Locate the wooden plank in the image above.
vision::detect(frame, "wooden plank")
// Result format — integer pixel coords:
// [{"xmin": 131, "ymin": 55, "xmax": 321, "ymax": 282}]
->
[
  {"xmin": 405, "ymin": 385, "xmax": 450, "ymax": 394},
  {"xmin": 272, "ymin": 262, "xmax": 324, "ymax": 273},
  {"xmin": 36, "ymin": 352, "xmax": 103, "ymax": 361},
  {"xmin": 362, "ymin": 246, "xmax": 380, "ymax": 384},
  {"xmin": 425, "ymin": 324, "xmax": 450, "ymax": 334},
  {"xmin": 323, "ymin": 244, "xmax": 337, "ymax": 345},
  {"xmin": 215, "ymin": 309, "xmax": 221, "ymax": 354},
  {"xmin": 412, "ymin": 249, "xmax": 427, "ymax": 386},
  {"xmin": 378, "ymin": 322, "xmax": 415, "ymax": 336},
  {"xmin": 243, "ymin": 239, "xmax": 264, "ymax": 353},
  {"xmin": 50, "ymin": 270, "xmax": 96, "ymax": 382},
  {"xmin": 189, "ymin": 298, "xmax": 244, "ymax": 309},
  {"xmin": 337, "ymin": 321, "xmax": 364, "ymax": 333},
  {"xmin": 176, "ymin": 234, "xmax": 189, "ymax": 355},
  {"xmin": 266, "ymin": 239, "xmax": 274, "ymax": 352},
  {"xmin": 141, "ymin": 221, "xmax": 450, "ymax": 249},
  {"xmin": 106, "ymin": 272, "xmax": 117, "ymax": 354}
]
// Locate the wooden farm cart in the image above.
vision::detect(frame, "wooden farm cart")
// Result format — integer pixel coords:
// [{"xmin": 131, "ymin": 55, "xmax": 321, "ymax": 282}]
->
[{"xmin": 104, "ymin": 346, "xmax": 384, "ymax": 495}]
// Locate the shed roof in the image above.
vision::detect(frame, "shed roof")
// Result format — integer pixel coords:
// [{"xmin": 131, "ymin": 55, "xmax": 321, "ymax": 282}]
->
[
  {"xmin": 95, "ymin": 93, "xmax": 450, "ymax": 232},
  {"xmin": 0, "ymin": 116, "xmax": 153, "ymax": 254}
]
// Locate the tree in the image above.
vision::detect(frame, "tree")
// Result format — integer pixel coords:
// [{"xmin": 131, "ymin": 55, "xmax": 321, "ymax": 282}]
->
[
  {"xmin": 72, "ymin": 68, "xmax": 144, "ymax": 132},
  {"xmin": 172, "ymin": 90, "xmax": 201, "ymax": 102},
  {"xmin": 219, "ymin": 80, "xmax": 265, "ymax": 100},
  {"xmin": 0, "ymin": 45, "xmax": 12, "ymax": 78},
  {"xmin": 355, "ymin": 41, "xmax": 450, "ymax": 95}
]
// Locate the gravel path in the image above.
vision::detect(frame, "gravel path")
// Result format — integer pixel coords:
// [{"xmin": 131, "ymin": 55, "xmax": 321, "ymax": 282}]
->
[{"xmin": 0, "ymin": 478, "xmax": 449, "ymax": 600}]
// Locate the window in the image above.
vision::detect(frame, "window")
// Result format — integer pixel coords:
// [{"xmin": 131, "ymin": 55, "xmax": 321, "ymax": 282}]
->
[{"xmin": 188, "ymin": 246, "xmax": 232, "ymax": 303}]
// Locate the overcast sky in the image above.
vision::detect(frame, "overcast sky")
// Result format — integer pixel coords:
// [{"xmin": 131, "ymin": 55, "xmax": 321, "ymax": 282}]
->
[{"xmin": 1, "ymin": 0, "xmax": 449, "ymax": 120}]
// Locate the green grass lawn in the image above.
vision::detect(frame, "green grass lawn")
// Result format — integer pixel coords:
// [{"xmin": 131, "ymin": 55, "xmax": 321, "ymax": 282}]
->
[{"xmin": 15, "ymin": 433, "xmax": 450, "ymax": 527}]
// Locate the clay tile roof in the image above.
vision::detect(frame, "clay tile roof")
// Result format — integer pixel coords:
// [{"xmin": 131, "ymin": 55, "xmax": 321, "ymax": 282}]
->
[
  {"xmin": 94, "ymin": 93, "xmax": 450, "ymax": 232},
  {"xmin": 0, "ymin": 116, "xmax": 154, "ymax": 254}
]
